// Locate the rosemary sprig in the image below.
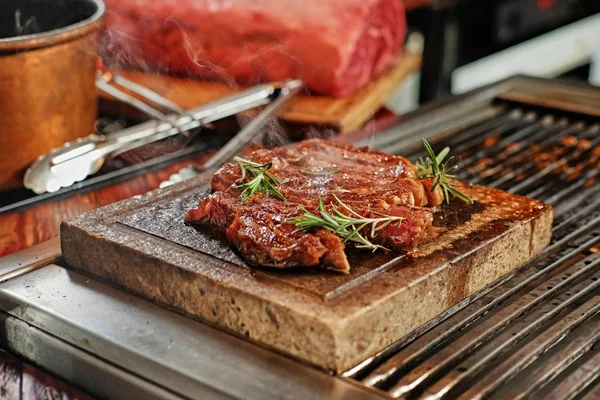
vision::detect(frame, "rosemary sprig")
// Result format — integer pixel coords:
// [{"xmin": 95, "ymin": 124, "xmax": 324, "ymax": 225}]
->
[
  {"xmin": 416, "ymin": 139, "xmax": 473, "ymax": 204},
  {"xmin": 301, "ymin": 168, "xmax": 341, "ymax": 176},
  {"xmin": 287, "ymin": 194, "xmax": 403, "ymax": 252},
  {"xmin": 234, "ymin": 157, "xmax": 286, "ymax": 202}
]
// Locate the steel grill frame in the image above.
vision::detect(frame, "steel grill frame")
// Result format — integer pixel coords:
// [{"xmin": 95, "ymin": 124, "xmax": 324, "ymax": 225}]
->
[{"xmin": 346, "ymin": 76, "xmax": 600, "ymax": 399}]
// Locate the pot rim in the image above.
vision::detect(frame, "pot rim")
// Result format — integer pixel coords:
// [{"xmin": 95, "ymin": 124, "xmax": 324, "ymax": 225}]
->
[{"xmin": 0, "ymin": 0, "xmax": 106, "ymax": 51}]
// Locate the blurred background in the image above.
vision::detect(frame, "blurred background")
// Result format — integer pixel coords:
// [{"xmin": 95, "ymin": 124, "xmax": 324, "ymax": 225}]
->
[{"xmin": 407, "ymin": 0, "xmax": 600, "ymax": 104}]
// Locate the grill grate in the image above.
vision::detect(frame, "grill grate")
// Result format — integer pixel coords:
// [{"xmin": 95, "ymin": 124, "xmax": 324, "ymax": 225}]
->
[{"xmin": 344, "ymin": 102, "xmax": 600, "ymax": 399}]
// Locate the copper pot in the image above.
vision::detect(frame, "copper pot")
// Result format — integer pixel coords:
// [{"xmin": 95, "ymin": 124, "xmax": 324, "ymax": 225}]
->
[{"xmin": 0, "ymin": 0, "xmax": 105, "ymax": 190}]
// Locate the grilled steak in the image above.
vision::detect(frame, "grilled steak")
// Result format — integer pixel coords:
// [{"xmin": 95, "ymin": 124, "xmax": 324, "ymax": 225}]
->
[{"xmin": 185, "ymin": 139, "xmax": 444, "ymax": 272}]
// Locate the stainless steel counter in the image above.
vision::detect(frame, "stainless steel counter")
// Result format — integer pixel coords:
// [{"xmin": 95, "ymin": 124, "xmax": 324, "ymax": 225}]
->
[{"xmin": 0, "ymin": 242, "xmax": 382, "ymax": 399}]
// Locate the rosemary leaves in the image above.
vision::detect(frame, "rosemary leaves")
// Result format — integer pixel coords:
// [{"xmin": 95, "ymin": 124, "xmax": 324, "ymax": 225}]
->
[
  {"xmin": 234, "ymin": 157, "xmax": 286, "ymax": 202},
  {"xmin": 416, "ymin": 139, "xmax": 473, "ymax": 204},
  {"xmin": 287, "ymin": 195, "xmax": 403, "ymax": 252}
]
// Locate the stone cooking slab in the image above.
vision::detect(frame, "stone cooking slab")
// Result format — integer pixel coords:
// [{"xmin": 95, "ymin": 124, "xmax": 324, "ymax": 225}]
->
[{"xmin": 61, "ymin": 174, "xmax": 553, "ymax": 372}]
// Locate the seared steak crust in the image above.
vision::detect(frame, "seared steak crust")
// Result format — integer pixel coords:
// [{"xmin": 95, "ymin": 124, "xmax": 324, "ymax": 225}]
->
[{"xmin": 185, "ymin": 139, "xmax": 443, "ymax": 272}]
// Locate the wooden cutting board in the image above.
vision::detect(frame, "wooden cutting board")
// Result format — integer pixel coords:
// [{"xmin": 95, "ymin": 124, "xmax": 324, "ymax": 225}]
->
[
  {"xmin": 99, "ymin": 52, "xmax": 421, "ymax": 133},
  {"xmin": 60, "ymin": 173, "xmax": 553, "ymax": 373}
]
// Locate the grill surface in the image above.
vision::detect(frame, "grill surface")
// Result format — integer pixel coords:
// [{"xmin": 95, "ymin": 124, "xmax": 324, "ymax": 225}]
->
[{"xmin": 344, "ymin": 97, "xmax": 600, "ymax": 399}]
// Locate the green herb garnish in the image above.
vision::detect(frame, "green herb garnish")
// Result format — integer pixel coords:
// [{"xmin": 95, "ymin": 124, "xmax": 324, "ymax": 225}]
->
[
  {"xmin": 287, "ymin": 194, "xmax": 403, "ymax": 252},
  {"xmin": 416, "ymin": 139, "xmax": 473, "ymax": 204},
  {"xmin": 234, "ymin": 157, "xmax": 286, "ymax": 202},
  {"xmin": 301, "ymin": 168, "xmax": 341, "ymax": 176}
]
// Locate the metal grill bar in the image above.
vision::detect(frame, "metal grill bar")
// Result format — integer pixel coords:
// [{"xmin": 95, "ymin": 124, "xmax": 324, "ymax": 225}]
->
[
  {"xmin": 455, "ymin": 116, "xmax": 555, "ymax": 170},
  {"xmin": 580, "ymin": 374, "xmax": 600, "ymax": 400},
  {"xmin": 407, "ymin": 110, "xmax": 531, "ymax": 161},
  {"xmin": 346, "ymin": 97, "xmax": 600, "ymax": 399},
  {"xmin": 419, "ymin": 289, "xmax": 600, "ymax": 399},
  {"xmin": 540, "ymin": 169, "xmax": 600, "ymax": 206},
  {"xmin": 387, "ymin": 252, "xmax": 600, "ymax": 398},
  {"xmin": 507, "ymin": 135, "xmax": 600, "ymax": 195},
  {"xmin": 454, "ymin": 302, "xmax": 600, "ymax": 399},
  {"xmin": 542, "ymin": 350, "xmax": 600, "ymax": 400},
  {"xmin": 375, "ymin": 106, "xmax": 506, "ymax": 156},
  {"xmin": 490, "ymin": 315, "xmax": 600, "ymax": 400},
  {"xmin": 553, "ymin": 188, "xmax": 600, "ymax": 233},
  {"xmin": 488, "ymin": 121, "xmax": 597, "ymax": 179},
  {"xmin": 471, "ymin": 142, "xmax": 598, "ymax": 196},
  {"xmin": 449, "ymin": 112, "xmax": 533, "ymax": 155},
  {"xmin": 359, "ymin": 224, "xmax": 600, "ymax": 388},
  {"xmin": 469, "ymin": 123, "xmax": 586, "ymax": 186},
  {"xmin": 436, "ymin": 112, "xmax": 521, "ymax": 150}
]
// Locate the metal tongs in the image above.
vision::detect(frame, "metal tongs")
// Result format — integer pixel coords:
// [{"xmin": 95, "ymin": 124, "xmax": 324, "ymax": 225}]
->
[{"xmin": 24, "ymin": 74, "xmax": 302, "ymax": 194}]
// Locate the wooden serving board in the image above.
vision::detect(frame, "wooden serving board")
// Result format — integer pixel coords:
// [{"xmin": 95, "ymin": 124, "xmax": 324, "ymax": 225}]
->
[
  {"xmin": 61, "ymin": 176, "xmax": 553, "ymax": 373},
  {"xmin": 100, "ymin": 52, "xmax": 421, "ymax": 133}
]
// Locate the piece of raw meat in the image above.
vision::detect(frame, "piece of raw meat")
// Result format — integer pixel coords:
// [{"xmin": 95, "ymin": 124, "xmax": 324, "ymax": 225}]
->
[{"xmin": 101, "ymin": 0, "xmax": 406, "ymax": 97}]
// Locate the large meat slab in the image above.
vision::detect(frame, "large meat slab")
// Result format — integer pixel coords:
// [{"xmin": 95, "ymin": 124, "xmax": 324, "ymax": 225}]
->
[{"xmin": 101, "ymin": 0, "xmax": 406, "ymax": 97}]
